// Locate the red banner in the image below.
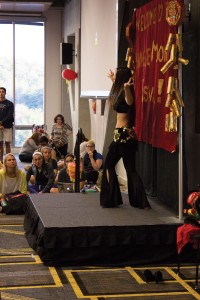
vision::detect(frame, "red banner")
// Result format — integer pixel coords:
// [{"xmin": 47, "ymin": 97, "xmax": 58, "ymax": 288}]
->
[{"xmin": 132, "ymin": 0, "xmax": 184, "ymax": 152}]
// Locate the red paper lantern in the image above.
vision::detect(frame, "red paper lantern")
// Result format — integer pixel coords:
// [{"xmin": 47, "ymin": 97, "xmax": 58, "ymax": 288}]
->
[{"xmin": 62, "ymin": 69, "xmax": 77, "ymax": 80}]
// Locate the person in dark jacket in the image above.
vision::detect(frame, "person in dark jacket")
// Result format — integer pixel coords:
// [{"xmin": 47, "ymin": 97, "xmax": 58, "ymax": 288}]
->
[
  {"xmin": 83, "ymin": 140, "xmax": 103, "ymax": 184},
  {"xmin": 0, "ymin": 87, "xmax": 14, "ymax": 162},
  {"xmin": 26, "ymin": 152, "xmax": 55, "ymax": 193}
]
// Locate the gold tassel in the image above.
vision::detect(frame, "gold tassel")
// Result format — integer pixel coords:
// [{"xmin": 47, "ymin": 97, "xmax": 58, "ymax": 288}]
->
[
  {"xmin": 170, "ymin": 44, "xmax": 177, "ymax": 62},
  {"xmin": 165, "ymin": 94, "xmax": 172, "ymax": 108},
  {"xmin": 165, "ymin": 33, "xmax": 175, "ymax": 51},
  {"xmin": 165, "ymin": 114, "xmax": 170, "ymax": 132},
  {"xmin": 174, "ymin": 88, "xmax": 184, "ymax": 107},
  {"xmin": 178, "ymin": 57, "xmax": 189, "ymax": 65},
  {"xmin": 176, "ymin": 33, "xmax": 183, "ymax": 52},
  {"xmin": 167, "ymin": 76, "xmax": 174, "ymax": 94},
  {"xmin": 172, "ymin": 99, "xmax": 181, "ymax": 117},
  {"xmin": 160, "ymin": 60, "xmax": 174, "ymax": 74}
]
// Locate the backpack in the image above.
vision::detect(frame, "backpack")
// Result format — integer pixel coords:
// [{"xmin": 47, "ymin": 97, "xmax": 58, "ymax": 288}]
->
[{"xmin": 1, "ymin": 191, "xmax": 28, "ymax": 215}]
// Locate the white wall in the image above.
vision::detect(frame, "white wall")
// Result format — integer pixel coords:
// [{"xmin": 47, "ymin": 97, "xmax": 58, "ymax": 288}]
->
[{"xmin": 44, "ymin": 8, "xmax": 62, "ymax": 135}]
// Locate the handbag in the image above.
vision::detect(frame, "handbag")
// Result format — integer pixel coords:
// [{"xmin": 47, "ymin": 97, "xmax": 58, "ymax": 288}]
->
[
  {"xmin": 53, "ymin": 140, "xmax": 64, "ymax": 148},
  {"xmin": 1, "ymin": 191, "xmax": 28, "ymax": 215}
]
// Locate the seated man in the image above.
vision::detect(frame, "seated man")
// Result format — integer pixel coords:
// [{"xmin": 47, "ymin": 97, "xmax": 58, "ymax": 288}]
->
[
  {"xmin": 83, "ymin": 140, "xmax": 103, "ymax": 184},
  {"xmin": 26, "ymin": 152, "xmax": 55, "ymax": 193}
]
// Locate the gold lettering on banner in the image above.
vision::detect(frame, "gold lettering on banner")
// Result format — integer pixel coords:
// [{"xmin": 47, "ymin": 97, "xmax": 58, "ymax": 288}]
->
[
  {"xmin": 142, "ymin": 79, "xmax": 155, "ymax": 103},
  {"xmin": 151, "ymin": 41, "xmax": 167, "ymax": 63},
  {"xmin": 136, "ymin": 4, "xmax": 163, "ymax": 32},
  {"xmin": 136, "ymin": 41, "xmax": 167, "ymax": 69},
  {"xmin": 142, "ymin": 79, "xmax": 165, "ymax": 104}
]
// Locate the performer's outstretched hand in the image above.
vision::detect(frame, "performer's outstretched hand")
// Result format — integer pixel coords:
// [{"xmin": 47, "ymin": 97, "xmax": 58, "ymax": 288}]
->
[
  {"xmin": 107, "ymin": 69, "xmax": 115, "ymax": 82},
  {"xmin": 124, "ymin": 77, "xmax": 134, "ymax": 89}
]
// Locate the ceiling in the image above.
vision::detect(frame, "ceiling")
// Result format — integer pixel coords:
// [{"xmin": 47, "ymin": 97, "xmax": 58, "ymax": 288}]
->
[{"xmin": 0, "ymin": 1, "xmax": 65, "ymax": 14}]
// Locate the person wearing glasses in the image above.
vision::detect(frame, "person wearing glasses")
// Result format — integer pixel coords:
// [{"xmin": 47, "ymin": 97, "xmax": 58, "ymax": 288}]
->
[
  {"xmin": 26, "ymin": 152, "xmax": 55, "ymax": 193},
  {"xmin": 83, "ymin": 140, "xmax": 103, "ymax": 184},
  {"xmin": 100, "ymin": 67, "xmax": 151, "ymax": 209}
]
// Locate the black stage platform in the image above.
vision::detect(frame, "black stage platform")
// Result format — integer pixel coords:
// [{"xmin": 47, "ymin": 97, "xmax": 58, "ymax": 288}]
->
[{"xmin": 24, "ymin": 193, "xmax": 183, "ymax": 266}]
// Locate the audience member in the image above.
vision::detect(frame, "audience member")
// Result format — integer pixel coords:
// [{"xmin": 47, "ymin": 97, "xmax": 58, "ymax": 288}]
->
[
  {"xmin": 19, "ymin": 132, "xmax": 41, "ymax": 162},
  {"xmin": 83, "ymin": 140, "xmax": 103, "ymax": 184},
  {"xmin": 37, "ymin": 135, "xmax": 57, "ymax": 161},
  {"xmin": 50, "ymin": 114, "xmax": 72, "ymax": 159},
  {"xmin": 0, "ymin": 87, "xmax": 14, "ymax": 162},
  {"xmin": 41, "ymin": 146, "xmax": 58, "ymax": 176},
  {"xmin": 26, "ymin": 152, "xmax": 55, "ymax": 193},
  {"xmin": 80, "ymin": 133, "xmax": 89, "ymax": 158},
  {"xmin": 0, "ymin": 153, "xmax": 27, "ymax": 203},
  {"xmin": 51, "ymin": 154, "xmax": 85, "ymax": 192}
]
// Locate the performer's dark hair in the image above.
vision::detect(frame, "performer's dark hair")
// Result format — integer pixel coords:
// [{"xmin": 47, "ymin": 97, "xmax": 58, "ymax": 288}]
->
[{"xmin": 108, "ymin": 67, "xmax": 135, "ymax": 127}]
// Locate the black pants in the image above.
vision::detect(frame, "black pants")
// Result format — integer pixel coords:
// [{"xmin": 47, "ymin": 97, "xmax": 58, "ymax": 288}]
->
[
  {"xmin": 53, "ymin": 143, "xmax": 68, "ymax": 159},
  {"xmin": 19, "ymin": 153, "xmax": 33, "ymax": 163},
  {"xmin": 100, "ymin": 138, "xmax": 151, "ymax": 208}
]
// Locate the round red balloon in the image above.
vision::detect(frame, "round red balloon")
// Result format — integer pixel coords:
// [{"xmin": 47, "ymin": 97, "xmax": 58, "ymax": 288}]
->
[{"xmin": 62, "ymin": 69, "xmax": 77, "ymax": 80}]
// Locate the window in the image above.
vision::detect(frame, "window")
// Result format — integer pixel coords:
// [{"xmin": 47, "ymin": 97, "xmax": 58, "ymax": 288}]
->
[{"xmin": 0, "ymin": 21, "xmax": 44, "ymax": 147}]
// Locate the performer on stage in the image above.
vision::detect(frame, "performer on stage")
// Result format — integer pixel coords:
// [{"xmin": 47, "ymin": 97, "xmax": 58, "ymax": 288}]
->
[{"xmin": 100, "ymin": 67, "xmax": 151, "ymax": 209}]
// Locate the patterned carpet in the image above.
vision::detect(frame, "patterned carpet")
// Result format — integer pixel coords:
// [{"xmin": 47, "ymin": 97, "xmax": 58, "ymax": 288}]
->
[{"xmin": 1, "ymin": 212, "xmax": 200, "ymax": 299}]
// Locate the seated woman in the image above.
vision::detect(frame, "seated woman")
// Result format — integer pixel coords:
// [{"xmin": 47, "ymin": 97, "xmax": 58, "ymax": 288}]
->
[
  {"xmin": 26, "ymin": 152, "xmax": 55, "ymax": 193},
  {"xmin": 0, "ymin": 153, "xmax": 27, "ymax": 210},
  {"xmin": 51, "ymin": 154, "xmax": 85, "ymax": 192},
  {"xmin": 19, "ymin": 132, "xmax": 41, "ymax": 162},
  {"xmin": 41, "ymin": 146, "xmax": 58, "ymax": 177},
  {"xmin": 83, "ymin": 140, "xmax": 103, "ymax": 184}
]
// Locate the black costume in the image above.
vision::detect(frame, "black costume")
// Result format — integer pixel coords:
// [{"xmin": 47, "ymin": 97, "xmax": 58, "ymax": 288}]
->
[{"xmin": 100, "ymin": 91, "xmax": 151, "ymax": 209}]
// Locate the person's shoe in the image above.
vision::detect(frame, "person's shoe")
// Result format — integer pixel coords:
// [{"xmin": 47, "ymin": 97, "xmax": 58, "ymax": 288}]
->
[
  {"xmin": 144, "ymin": 269, "xmax": 155, "ymax": 283},
  {"xmin": 155, "ymin": 270, "xmax": 163, "ymax": 283}
]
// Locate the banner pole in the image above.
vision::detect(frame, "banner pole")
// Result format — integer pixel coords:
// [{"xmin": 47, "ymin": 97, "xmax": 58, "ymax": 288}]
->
[{"xmin": 178, "ymin": 25, "xmax": 183, "ymax": 221}]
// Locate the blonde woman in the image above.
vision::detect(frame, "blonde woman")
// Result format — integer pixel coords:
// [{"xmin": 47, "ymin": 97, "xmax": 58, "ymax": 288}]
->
[
  {"xmin": 0, "ymin": 153, "xmax": 27, "ymax": 203},
  {"xmin": 41, "ymin": 146, "xmax": 58, "ymax": 176}
]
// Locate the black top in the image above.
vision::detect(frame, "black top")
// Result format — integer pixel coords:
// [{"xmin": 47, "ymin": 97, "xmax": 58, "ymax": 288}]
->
[
  {"xmin": 26, "ymin": 161, "xmax": 55, "ymax": 193},
  {"xmin": 0, "ymin": 99, "xmax": 14, "ymax": 128},
  {"xmin": 113, "ymin": 91, "xmax": 130, "ymax": 113}
]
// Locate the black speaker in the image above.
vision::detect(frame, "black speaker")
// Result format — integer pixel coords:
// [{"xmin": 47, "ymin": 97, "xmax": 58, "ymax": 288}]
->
[{"xmin": 60, "ymin": 43, "xmax": 73, "ymax": 65}]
